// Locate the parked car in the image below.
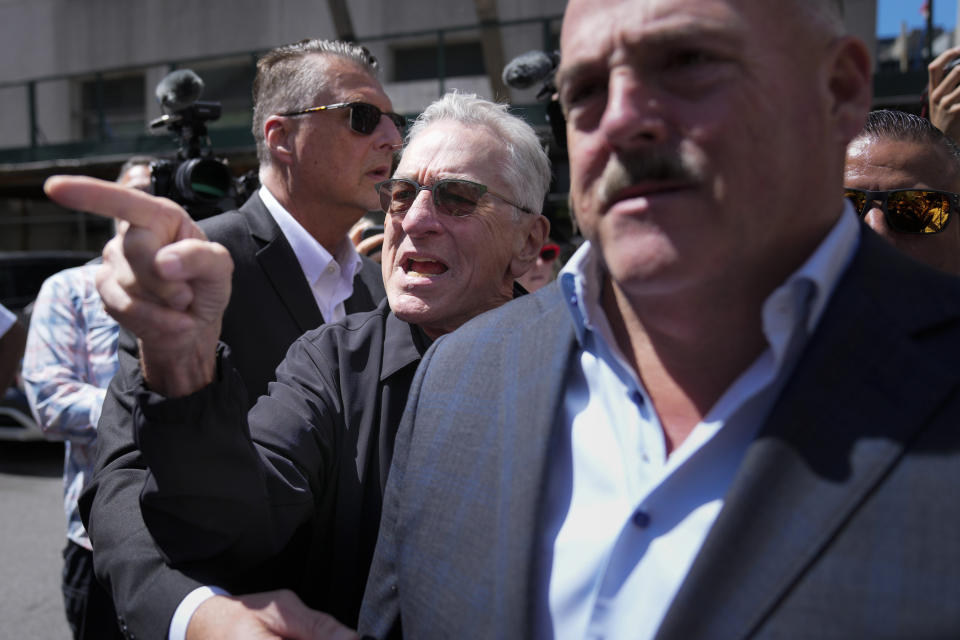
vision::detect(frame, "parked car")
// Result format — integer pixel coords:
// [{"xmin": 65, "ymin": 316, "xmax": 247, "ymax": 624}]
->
[{"xmin": 0, "ymin": 251, "xmax": 97, "ymax": 441}]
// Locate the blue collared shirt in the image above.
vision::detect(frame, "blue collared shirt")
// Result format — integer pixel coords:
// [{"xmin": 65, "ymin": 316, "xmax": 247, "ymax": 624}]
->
[{"xmin": 542, "ymin": 203, "xmax": 861, "ymax": 639}]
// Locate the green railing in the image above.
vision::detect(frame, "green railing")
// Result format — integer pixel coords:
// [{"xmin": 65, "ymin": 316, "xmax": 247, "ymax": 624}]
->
[{"xmin": 0, "ymin": 14, "xmax": 562, "ymax": 166}]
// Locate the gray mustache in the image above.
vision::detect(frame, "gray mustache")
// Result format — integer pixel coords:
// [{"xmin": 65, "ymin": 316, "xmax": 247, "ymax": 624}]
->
[{"xmin": 597, "ymin": 151, "xmax": 703, "ymax": 205}]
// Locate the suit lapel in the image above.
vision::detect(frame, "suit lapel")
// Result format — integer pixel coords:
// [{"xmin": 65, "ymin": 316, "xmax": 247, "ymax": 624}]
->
[
  {"xmin": 494, "ymin": 284, "xmax": 579, "ymax": 636},
  {"xmin": 656, "ymin": 232, "xmax": 960, "ymax": 639},
  {"xmin": 241, "ymin": 197, "xmax": 324, "ymax": 333}
]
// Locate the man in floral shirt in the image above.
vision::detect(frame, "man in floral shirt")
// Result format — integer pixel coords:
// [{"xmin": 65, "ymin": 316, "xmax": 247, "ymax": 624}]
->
[{"xmin": 23, "ymin": 157, "xmax": 151, "ymax": 639}]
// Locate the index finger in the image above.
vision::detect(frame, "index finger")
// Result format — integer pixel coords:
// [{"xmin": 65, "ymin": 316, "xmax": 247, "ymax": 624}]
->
[
  {"xmin": 929, "ymin": 46, "xmax": 960, "ymax": 89},
  {"xmin": 44, "ymin": 175, "xmax": 194, "ymax": 237}
]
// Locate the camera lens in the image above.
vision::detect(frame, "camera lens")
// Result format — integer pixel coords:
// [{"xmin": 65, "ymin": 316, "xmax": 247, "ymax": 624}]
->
[{"xmin": 174, "ymin": 158, "xmax": 233, "ymax": 203}]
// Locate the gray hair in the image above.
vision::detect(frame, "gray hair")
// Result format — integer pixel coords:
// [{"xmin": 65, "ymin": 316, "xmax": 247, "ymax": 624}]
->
[
  {"xmin": 406, "ymin": 92, "xmax": 551, "ymax": 218},
  {"xmin": 252, "ymin": 39, "xmax": 380, "ymax": 167},
  {"xmin": 853, "ymin": 109, "xmax": 960, "ymax": 173}
]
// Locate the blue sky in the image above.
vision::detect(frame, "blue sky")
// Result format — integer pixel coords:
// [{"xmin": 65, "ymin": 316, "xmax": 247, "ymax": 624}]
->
[{"xmin": 877, "ymin": 0, "xmax": 957, "ymax": 37}]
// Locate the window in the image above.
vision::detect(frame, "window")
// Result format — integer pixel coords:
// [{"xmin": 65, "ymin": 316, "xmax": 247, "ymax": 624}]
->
[
  {"xmin": 393, "ymin": 41, "xmax": 486, "ymax": 82},
  {"xmin": 80, "ymin": 74, "xmax": 145, "ymax": 140}
]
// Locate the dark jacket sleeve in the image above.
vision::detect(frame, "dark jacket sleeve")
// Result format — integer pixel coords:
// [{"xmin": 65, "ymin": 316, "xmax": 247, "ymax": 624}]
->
[
  {"xmin": 135, "ymin": 338, "xmax": 340, "ymax": 576},
  {"xmin": 79, "ymin": 329, "xmax": 203, "ymax": 639}
]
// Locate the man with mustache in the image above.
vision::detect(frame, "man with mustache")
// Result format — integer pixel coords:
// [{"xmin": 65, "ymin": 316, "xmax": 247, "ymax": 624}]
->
[
  {"xmin": 45, "ymin": 92, "xmax": 549, "ymax": 640},
  {"xmin": 844, "ymin": 109, "xmax": 960, "ymax": 276},
  {"xmin": 359, "ymin": 0, "xmax": 960, "ymax": 638}
]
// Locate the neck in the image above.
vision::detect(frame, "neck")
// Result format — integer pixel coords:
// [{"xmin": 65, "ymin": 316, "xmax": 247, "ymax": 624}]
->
[
  {"xmin": 261, "ymin": 172, "xmax": 362, "ymax": 253},
  {"xmin": 602, "ymin": 274, "xmax": 769, "ymax": 454}
]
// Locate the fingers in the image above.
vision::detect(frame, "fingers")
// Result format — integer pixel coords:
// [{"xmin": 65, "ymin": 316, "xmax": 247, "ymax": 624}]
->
[
  {"xmin": 355, "ymin": 233, "xmax": 384, "ymax": 258},
  {"xmin": 929, "ymin": 46, "xmax": 960, "ymax": 96},
  {"xmin": 43, "ymin": 175, "xmax": 205, "ymax": 242}
]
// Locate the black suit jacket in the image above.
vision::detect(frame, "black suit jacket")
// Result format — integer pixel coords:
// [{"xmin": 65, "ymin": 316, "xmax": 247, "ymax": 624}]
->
[
  {"xmin": 132, "ymin": 300, "xmax": 428, "ymax": 628},
  {"xmin": 79, "ymin": 193, "xmax": 385, "ymax": 639},
  {"xmin": 360, "ymin": 228, "xmax": 960, "ymax": 638}
]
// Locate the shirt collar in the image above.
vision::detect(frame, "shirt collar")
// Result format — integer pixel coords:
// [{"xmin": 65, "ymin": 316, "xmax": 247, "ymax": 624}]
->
[
  {"xmin": 382, "ymin": 305, "xmax": 432, "ymax": 381},
  {"xmin": 560, "ymin": 200, "xmax": 862, "ymax": 353},
  {"xmin": 258, "ymin": 185, "xmax": 362, "ymax": 285}
]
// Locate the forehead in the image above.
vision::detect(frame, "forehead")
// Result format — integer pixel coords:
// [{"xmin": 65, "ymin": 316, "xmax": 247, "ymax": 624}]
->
[
  {"xmin": 315, "ymin": 56, "xmax": 390, "ymax": 105},
  {"xmin": 396, "ymin": 121, "xmax": 509, "ymax": 185},
  {"xmin": 558, "ymin": 0, "xmax": 782, "ymax": 78},
  {"xmin": 846, "ymin": 137, "xmax": 960, "ymax": 193}
]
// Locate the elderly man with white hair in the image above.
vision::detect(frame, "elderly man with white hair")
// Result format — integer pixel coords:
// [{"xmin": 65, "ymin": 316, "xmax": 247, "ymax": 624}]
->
[{"xmin": 44, "ymin": 91, "xmax": 550, "ymax": 640}]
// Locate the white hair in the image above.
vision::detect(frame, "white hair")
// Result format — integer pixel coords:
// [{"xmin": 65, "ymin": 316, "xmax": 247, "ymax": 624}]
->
[{"xmin": 406, "ymin": 92, "xmax": 552, "ymax": 218}]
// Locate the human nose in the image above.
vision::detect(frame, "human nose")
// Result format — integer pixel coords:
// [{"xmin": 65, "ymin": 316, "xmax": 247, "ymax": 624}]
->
[
  {"xmin": 598, "ymin": 69, "xmax": 668, "ymax": 149},
  {"xmin": 375, "ymin": 114, "xmax": 403, "ymax": 149},
  {"xmin": 399, "ymin": 188, "xmax": 444, "ymax": 236}
]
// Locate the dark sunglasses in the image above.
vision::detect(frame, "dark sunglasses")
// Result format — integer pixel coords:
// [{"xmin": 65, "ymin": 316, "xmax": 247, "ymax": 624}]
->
[
  {"xmin": 375, "ymin": 178, "xmax": 534, "ymax": 217},
  {"xmin": 539, "ymin": 243, "xmax": 561, "ymax": 262},
  {"xmin": 279, "ymin": 101, "xmax": 406, "ymax": 135},
  {"xmin": 844, "ymin": 188, "xmax": 959, "ymax": 234}
]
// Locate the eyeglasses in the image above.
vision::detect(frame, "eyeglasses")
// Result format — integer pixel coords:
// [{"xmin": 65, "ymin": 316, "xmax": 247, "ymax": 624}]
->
[
  {"xmin": 279, "ymin": 101, "xmax": 406, "ymax": 135},
  {"xmin": 844, "ymin": 188, "xmax": 959, "ymax": 234},
  {"xmin": 539, "ymin": 243, "xmax": 561, "ymax": 262},
  {"xmin": 375, "ymin": 178, "xmax": 534, "ymax": 217}
]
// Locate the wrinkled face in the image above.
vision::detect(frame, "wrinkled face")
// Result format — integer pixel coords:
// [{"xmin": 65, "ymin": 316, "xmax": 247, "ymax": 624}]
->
[
  {"xmin": 558, "ymin": 0, "xmax": 849, "ymax": 301},
  {"xmin": 286, "ymin": 57, "xmax": 401, "ymax": 215},
  {"xmin": 845, "ymin": 136, "xmax": 960, "ymax": 275},
  {"xmin": 382, "ymin": 121, "xmax": 532, "ymax": 338}
]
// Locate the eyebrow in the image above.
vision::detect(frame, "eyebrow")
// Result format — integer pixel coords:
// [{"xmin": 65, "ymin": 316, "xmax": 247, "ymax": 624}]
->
[{"xmin": 557, "ymin": 19, "xmax": 744, "ymax": 89}]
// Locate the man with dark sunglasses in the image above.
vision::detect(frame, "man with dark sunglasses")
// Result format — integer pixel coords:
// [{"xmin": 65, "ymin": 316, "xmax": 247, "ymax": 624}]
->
[
  {"xmin": 845, "ymin": 109, "xmax": 960, "ymax": 276},
  {"xmin": 58, "ymin": 39, "xmax": 401, "ymax": 640},
  {"xmin": 44, "ymin": 92, "xmax": 549, "ymax": 639}
]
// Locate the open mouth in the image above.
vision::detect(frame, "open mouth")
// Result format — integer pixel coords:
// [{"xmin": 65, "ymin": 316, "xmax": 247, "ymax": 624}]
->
[{"xmin": 404, "ymin": 258, "xmax": 448, "ymax": 277}]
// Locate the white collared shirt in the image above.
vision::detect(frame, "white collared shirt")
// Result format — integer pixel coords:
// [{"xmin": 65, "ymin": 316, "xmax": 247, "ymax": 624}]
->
[
  {"xmin": 542, "ymin": 202, "xmax": 862, "ymax": 639},
  {"xmin": 258, "ymin": 185, "xmax": 362, "ymax": 323}
]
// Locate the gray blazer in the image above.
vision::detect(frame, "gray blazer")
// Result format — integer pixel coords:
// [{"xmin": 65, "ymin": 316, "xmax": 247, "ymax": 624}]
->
[{"xmin": 360, "ymin": 227, "xmax": 960, "ymax": 639}]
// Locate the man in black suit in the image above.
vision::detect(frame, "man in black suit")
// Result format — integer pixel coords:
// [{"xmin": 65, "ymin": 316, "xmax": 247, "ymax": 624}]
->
[
  {"xmin": 62, "ymin": 39, "xmax": 400, "ymax": 640},
  {"xmin": 357, "ymin": 0, "xmax": 960, "ymax": 637}
]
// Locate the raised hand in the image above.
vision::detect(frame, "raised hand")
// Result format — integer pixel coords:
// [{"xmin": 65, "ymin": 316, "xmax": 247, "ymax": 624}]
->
[
  {"xmin": 44, "ymin": 175, "xmax": 233, "ymax": 396},
  {"xmin": 928, "ymin": 46, "xmax": 960, "ymax": 144}
]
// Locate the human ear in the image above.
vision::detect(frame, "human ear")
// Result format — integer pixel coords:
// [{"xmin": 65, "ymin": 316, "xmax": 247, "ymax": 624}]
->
[
  {"xmin": 509, "ymin": 214, "xmax": 550, "ymax": 279},
  {"xmin": 264, "ymin": 116, "xmax": 296, "ymax": 166},
  {"xmin": 824, "ymin": 36, "xmax": 873, "ymax": 145}
]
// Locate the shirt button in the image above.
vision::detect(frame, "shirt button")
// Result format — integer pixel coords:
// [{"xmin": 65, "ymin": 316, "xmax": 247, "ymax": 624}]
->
[
  {"xmin": 325, "ymin": 265, "xmax": 335, "ymax": 274},
  {"xmin": 632, "ymin": 509, "xmax": 651, "ymax": 528},
  {"xmin": 631, "ymin": 390, "xmax": 644, "ymax": 406}
]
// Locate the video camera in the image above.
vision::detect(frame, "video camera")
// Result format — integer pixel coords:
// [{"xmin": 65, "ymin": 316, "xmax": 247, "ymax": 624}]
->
[
  {"xmin": 502, "ymin": 49, "xmax": 565, "ymax": 152},
  {"xmin": 149, "ymin": 69, "xmax": 256, "ymax": 219}
]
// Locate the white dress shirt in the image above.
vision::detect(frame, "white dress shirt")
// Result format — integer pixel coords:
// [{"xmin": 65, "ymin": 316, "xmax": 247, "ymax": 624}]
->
[
  {"xmin": 543, "ymin": 203, "xmax": 861, "ymax": 639},
  {"xmin": 258, "ymin": 185, "xmax": 362, "ymax": 324}
]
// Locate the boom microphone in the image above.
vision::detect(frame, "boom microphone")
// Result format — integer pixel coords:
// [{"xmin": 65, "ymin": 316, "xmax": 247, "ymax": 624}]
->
[
  {"xmin": 501, "ymin": 50, "xmax": 560, "ymax": 90},
  {"xmin": 155, "ymin": 69, "xmax": 204, "ymax": 112}
]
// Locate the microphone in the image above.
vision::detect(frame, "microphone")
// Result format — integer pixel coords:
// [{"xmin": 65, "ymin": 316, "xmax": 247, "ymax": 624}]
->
[
  {"xmin": 155, "ymin": 69, "xmax": 204, "ymax": 112},
  {"xmin": 501, "ymin": 50, "xmax": 560, "ymax": 90}
]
